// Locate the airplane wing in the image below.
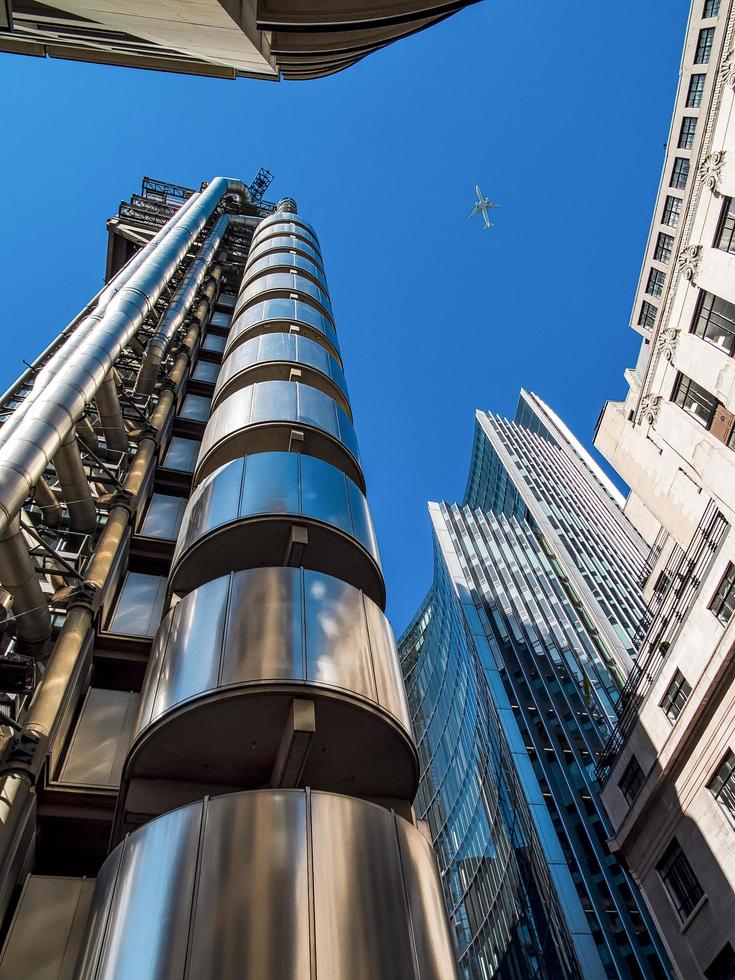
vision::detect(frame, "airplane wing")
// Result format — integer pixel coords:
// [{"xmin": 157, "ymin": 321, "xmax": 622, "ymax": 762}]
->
[
  {"xmin": 482, "ymin": 212, "xmax": 492, "ymax": 229},
  {"xmin": 475, "ymin": 185, "xmax": 482, "ymax": 199},
  {"xmin": 468, "ymin": 204, "xmax": 480, "ymax": 219}
]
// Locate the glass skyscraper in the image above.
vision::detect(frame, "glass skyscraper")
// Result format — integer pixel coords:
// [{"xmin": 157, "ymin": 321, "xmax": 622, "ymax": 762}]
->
[{"xmin": 400, "ymin": 391, "xmax": 672, "ymax": 979}]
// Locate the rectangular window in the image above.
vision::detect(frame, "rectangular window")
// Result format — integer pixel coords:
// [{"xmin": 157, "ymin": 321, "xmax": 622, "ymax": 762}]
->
[
  {"xmin": 657, "ymin": 838, "xmax": 704, "ymax": 921},
  {"xmin": 619, "ymin": 756, "xmax": 645, "ymax": 804},
  {"xmin": 716, "ymin": 198, "xmax": 735, "ymax": 253},
  {"xmin": 662, "ymin": 195, "xmax": 682, "ymax": 228},
  {"xmin": 692, "ymin": 291, "xmax": 735, "ymax": 354},
  {"xmin": 654, "ymin": 232, "xmax": 674, "ymax": 263},
  {"xmin": 708, "ymin": 750, "xmax": 735, "ymax": 828},
  {"xmin": 140, "ymin": 493, "xmax": 186, "ymax": 540},
  {"xmin": 670, "ymin": 157, "xmax": 690, "ymax": 190},
  {"xmin": 695, "ymin": 26, "xmax": 715, "ymax": 64},
  {"xmin": 209, "ymin": 311, "xmax": 232, "ymax": 330},
  {"xmin": 705, "ymin": 944, "xmax": 735, "ymax": 980},
  {"xmin": 704, "ymin": 0, "xmax": 720, "ymax": 16},
  {"xmin": 672, "ymin": 372, "xmax": 717, "ymax": 426},
  {"xmin": 678, "ymin": 116, "xmax": 697, "ymax": 149},
  {"xmin": 202, "ymin": 332, "xmax": 226, "ymax": 353},
  {"xmin": 687, "ymin": 73, "xmax": 706, "ymax": 107},
  {"xmin": 638, "ymin": 301, "xmax": 658, "ymax": 329},
  {"xmin": 646, "ymin": 268, "xmax": 666, "ymax": 297},
  {"xmin": 710, "ymin": 563, "xmax": 735, "ymax": 624},
  {"xmin": 179, "ymin": 393, "xmax": 211, "ymax": 422},
  {"xmin": 108, "ymin": 572, "xmax": 167, "ymax": 638},
  {"xmin": 163, "ymin": 436, "xmax": 200, "ymax": 473},
  {"xmin": 660, "ymin": 669, "xmax": 692, "ymax": 722},
  {"xmin": 192, "ymin": 359, "xmax": 219, "ymax": 384}
]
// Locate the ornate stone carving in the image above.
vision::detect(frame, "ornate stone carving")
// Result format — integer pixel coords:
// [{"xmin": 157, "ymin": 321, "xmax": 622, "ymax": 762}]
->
[
  {"xmin": 721, "ymin": 46, "xmax": 735, "ymax": 89},
  {"xmin": 699, "ymin": 150, "xmax": 726, "ymax": 192},
  {"xmin": 656, "ymin": 327, "xmax": 680, "ymax": 362},
  {"xmin": 640, "ymin": 394, "xmax": 662, "ymax": 425},
  {"xmin": 677, "ymin": 243, "xmax": 702, "ymax": 282}
]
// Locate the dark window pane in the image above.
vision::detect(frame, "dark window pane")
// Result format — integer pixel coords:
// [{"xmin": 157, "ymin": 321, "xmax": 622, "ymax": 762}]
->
[
  {"xmin": 163, "ymin": 436, "xmax": 200, "ymax": 472},
  {"xmin": 695, "ymin": 27, "xmax": 715, "ymax": 63},
  {"xmin": 672, "ymin": 372, "xmax": 717, "ymax": 426},
  {"xmin": 710, "ymin": 563, "xmax": 735, "ymax": 625},
  {"xmin": 662, "ymin": 195, "xmax": 682, "ymax": 228},
  {"xmin": 716, "ymin": 198, "xmax": 735, "ymax": 254},
  {"xmin": 656, "ymin": 838, "xmax": 704, "ymax": 921},
  {"xmin": 678, "ymin": 116, "xmax": 697, "ymax": 149},
  {"xmin": 646, "ymin": 268, "xmax": 666, "ymax": 298},
  {"xmin": 660, "ymin": 669, "xmax": 692, "ymax": 722},
  {"xmin": 108, "ymin": 572, "xmax": 167, "ymax": 637},
  {"xmin": 654, "ymin": 233, "xmax": 674, "ymax": 263},
  {"xmin": 639, "ymin": 301, "xmax": 658, "ymax": 328},
  {"xmin": 192, "ymin": 359, "xmax": 219, "ymax": 384},
  {"xmin": 703, "ymin": 0, "xmax": 720, "ymax": 16},
  {"xmin": 619, "ymin": 756, "xmax": 645, "ymax": 804},
  {"xmin": 671, "ymin": 157, "xmax": 690, "ymax": 190},
  {"xmin": 692, "ymin": 291, "xmax": 735, "ymax": 354},
  {"xmin": 708, "ymin": 750, "xmax": 735, "ymax": 828},
  {"xmin": 705, "ymin": 943, "xmax": 735, "ymax": 980},
  {"xmin": 140, "ymin": 493, "xmax": 186, "ymax": 540},
  {"xmin": 687, "ymin": 74, "xmax": 706, "ymax": 108}
]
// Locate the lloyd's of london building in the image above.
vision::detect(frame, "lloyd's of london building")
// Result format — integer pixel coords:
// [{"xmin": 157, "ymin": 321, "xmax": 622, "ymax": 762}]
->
[
  {"xmin": 0, "ymin": 177, "xmax": 458, "ymax": 977},
  {"xmin": 400, "ymin": 392, "xmax": 672, "ymax": 980}
]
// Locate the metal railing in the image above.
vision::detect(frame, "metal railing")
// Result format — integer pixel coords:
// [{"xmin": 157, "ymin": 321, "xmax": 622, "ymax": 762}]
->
[{"xmin": 596, "ymin": 500, "xmax": 729, "ymax": 782}]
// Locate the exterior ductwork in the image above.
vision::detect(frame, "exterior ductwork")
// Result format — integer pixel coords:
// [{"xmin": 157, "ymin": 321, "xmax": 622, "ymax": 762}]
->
[
  {"xmin": 53, "ymin": 433, "xmax": 97, "ymax": 532},
  {"xmin": 32, "ymin": 477, "xmax": 61, "ymax": 528},
  {"xmin": 0, "ymin": 177, "xmax": 248, "ymax": 539},
  {"xmin": 94, "ymin": 371, "xmax": 128, "ymax": 452},
  {"xmin": 0, "ymin": 516, "xmax": 51, "ymax": 648}
]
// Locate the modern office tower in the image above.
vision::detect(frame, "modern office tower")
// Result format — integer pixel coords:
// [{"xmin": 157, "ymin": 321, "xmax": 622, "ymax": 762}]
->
[
  {"xmin": 0, "ymin": 175, "xmax": 457, "ymax": 978},
  {"xmin": 593, "ymin": 1, "xmax": 735, "ymax": 977},
  {"xmin": 400, "ymin": 391, "xmax": 672, "ymax": 980},
  {"xmin": 0, "ymin": 0, "xmax": 479, "ymax": 80}
]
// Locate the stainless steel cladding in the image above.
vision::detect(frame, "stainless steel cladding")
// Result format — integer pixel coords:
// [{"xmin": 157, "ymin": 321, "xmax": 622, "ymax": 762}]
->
[
  {"xmin": 228, "ymin": 298, "xmax": 340, "ymax": 360},
  {"xmin": 77, "ymin": 791, "xmax": 458, "ymax": 980}
]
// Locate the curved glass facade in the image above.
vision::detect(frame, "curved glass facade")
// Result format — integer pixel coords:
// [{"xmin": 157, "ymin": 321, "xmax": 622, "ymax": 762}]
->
[{"xmin": 400, "ymin": 393, "xmax": 672, "ymax": 980}]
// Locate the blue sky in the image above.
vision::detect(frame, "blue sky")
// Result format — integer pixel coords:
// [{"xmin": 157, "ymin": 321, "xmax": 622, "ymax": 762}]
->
[{"xmin": 0, "ymin": 0, "xmax": 689, "ymax": 632}]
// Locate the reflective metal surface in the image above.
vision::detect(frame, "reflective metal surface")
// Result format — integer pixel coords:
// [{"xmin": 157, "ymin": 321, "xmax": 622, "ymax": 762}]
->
[
  {"xmin": 194, "ymin": 381, "xmax": 362, "ymax": 489},
  {"xmin": 118, "ymin": 568, "xmax": 415, "ymax": 822},
  {"xmin": 237, "ymin": 272, "xmax": 332, "ymax": 319},
  {"xmin": 247, "ymin": 234, "xmax": 324, "ymax": 270},
  {"xmin": 252, "ymin": 211, "xmax": 320, "ymax": 246},
  {"xmin": 243, "ymin": 249, "xmax": 327, "ymax": 289},
  {"xmin": 77, "ymin": 791, "xmax": 459, "ymax": 980},
  {"xmin": 170, "ymin": 452, "xmax": 383, "ymax": 605},
  {"xmin": 229, "ymin": 298, "xmax": 340, "ymax": 361},
  {"xmin": 211, "ymin": 332, "xmax": 349, "ymax": 414}
]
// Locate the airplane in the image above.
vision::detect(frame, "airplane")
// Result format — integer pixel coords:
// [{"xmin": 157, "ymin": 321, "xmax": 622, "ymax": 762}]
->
[{"xmin": 468, "ymin": 185, "xmax": 501, "ymax": 229}]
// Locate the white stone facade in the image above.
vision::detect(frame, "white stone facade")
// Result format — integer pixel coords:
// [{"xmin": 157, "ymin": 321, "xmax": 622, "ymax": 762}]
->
[{"xmin": 595, "ymin": 2, "xmax": 735, "ymax": 977}]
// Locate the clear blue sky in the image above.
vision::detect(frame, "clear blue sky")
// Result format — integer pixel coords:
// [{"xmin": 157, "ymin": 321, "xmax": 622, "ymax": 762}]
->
[{"xmin": 0, "ymin": 0, "xmax": 689, "ymax": 633}]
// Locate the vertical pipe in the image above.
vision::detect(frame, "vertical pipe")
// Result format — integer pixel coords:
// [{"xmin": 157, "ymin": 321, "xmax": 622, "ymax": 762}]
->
[
  {"xmin": 95, "ymin": 372, "xmax": 129, "ymax": 452},
  {"xmin": 53, "ymin": 434, "xmax": 96, "ymax": 533},
  {"xmin": 0, "ymin": 516, "xmax": 51, "ymax": 648}
]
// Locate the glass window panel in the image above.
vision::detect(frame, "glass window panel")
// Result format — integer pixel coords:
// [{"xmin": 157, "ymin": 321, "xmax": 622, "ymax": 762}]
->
[
  {"xmin": 678, "ymin": 116, "xmax": 697, "ymax": 149},
  {"xmin": 657, "ymin": 839, "xmax": 704, "ymax": 920},
  {"xmin": 708, "ymin": 749, "xmax": 735, "ymax": 828},
  {"xmin": 337, "ymin": 409, "xmax": 360, "ymax": 462},
  {"xmin": 179, "ymin": 394, "xmax": 211, "ymax": 422},
  {"xmin": 686, "ymin": 74, "xmax": 706, "ymax": 108},
  {"xmin": 108, "ymin": 572, "xmax": 167, "ymax": 638},
  {"xmin": 192, "ymin": 360, "xmax": 219, "ymax": 384},
  {"xmin": 672, "ymin": 372, "xmax": 716, "ymax": 425},
  {"xmin": 300, "ymin": 456, "xmax": 350, "ymax": 533},
  {"xmin": 660, "ymin": 669, "xmax": 692, "ymax": 722},
  {"xmin": 710, "ymin": 562, "xmax": 735, "ymax": 624},
  {"xmin": 662, "ymin": 195, "xmax": 682, "ymax": 228},
  {"xmin": 654, "ymin": 233, "xmax": 674, "ymax": 263},
  {"xmin": 297, "ymin": 384, "xmax": 336, "ymax": 435},
  {"xmin": 638, "ymin": 301, "xmax": 658, "ymax": 329},
  {"xmin": 717, "ymin": 199, "xmax": 735, "ymax": 254},
  {"xmin": 646, "ymin": 269, "xmax": 666, "ymax": 298},
  {"xmin": 670, "ymin": 157, "xmax": 690, "ymax": 190},
  {"xmin": 223, "ymin": 568, "xmax": 302, "ymax": 683},
  {"xmin": 240, "ymin": 452, "xmax": 299, "ymax": 516},
  {"xmin": 210, "ymin": 311, "xmax": 231, "ymax": 330},
  {"xmin": 189, "ymin": 458, "xmax": 243, "ymax": 535},
  {"xmin": 346, "ymin": 479, "xmax": 379, "ymax": 559},
  {"xmin": 140, "ymin": 493, "xmax": 186, "ymax": 540},
  {"xmin": 202, "ymin": 332, "xmax": 226, "ymax": 353},
  {"xmin": 692, "ymin": 291, "xmax": 735, "ymax": 354},
  {"xmin": 216, "ymin": 293, "xmax": 236, "ymax": 311},
  {"xmin": 163, "ymin": 437, "xmax": 200, "ymax": 472},
  {"xmin": 251, "ymin": 379, "xmax": 297, "ymax": 423},
  {"xmin": 704, "ymin": 0, "xmax": 720, "ymax": 15},
  {"xmin": 695, "ymin": 26, "xmax": 714, "ymax": 63}
]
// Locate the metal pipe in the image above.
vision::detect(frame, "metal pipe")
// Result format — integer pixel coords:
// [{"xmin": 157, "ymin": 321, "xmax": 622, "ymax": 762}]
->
[
  {"xmin": 53, "ymin": 434, "xmax": 97, "ymax": 533},
  {"xmin": 0, "ymin": 192, "xmax": 203, "ymax": 453},
  {"xmin": 0, "ymin": 178, "xmax": 249, "ymax": 538},
  {"xmin": 95, "ymin": 371, "xmax": 129, "ymax": 452},
  {"xmin": 0, "ymin": 516, "xmax": 51, "ymax": 648},
  {"xmin": 33, "ymin": 478, "xmax": 61, "ymax": 528},
  {"xmin": 75, "ymin": 416, "xmax": 98, "ymax": 451},
  {"xmin": 133, "ymin": 213, "xmax": 233, "ymax": 395}
]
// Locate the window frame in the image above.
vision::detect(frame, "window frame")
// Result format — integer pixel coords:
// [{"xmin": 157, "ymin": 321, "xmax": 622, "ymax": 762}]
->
[
  {"xmin": 618, "ymin": 755, "xmax": 646, "ymax": 805},
  {"xmin": 703, "ymin": 0, "xmax": 720, "ymax": 16},
  {"xmin": 646, "ymin": 268, "xmax": 666, "ymax": 298},
  {"xmin": 686, "ymin": 73, "xmax": 706, "ymax": 108},
  {"xmin": 691, "ymin": 290, "xmax": 735, "ymax": 355},
  {"xmin": 708, "ymin": 749, "xmax": 735, "ymax": 829},
  {"xmin": 670, "ymin": 157, "xmax": 690, "ymax": 190},
  {"xmin": 715, "ymin": 197, "xmax": 735, "ymax": 254},
  {"xmin": 694, "ymin": 26, "xmax": 715, "ymax": 64},
  {"xmin": 656, "ymin": 838, "xmax": 705, "ymax": 922},
  {"xmin": 639, "ymin": 300, "xmax": 658, "ymax": 329},
  {"xmin": 672, "ymin": 371, "xmax": 717, "ymax": 427},
  {"xmin": 678, "ymin": 116, "xmax": 697, "ymax": 149},
  {"xmin": 654, "ymin": 232, "xmax": 674, "ymax": 263},
  {"xmin": 659, "ymin": 669, "xmax": 692, "ymax": 723},
  {"xmin": 710, "ymin": 562, "xmax": 735, "ymax": 625},
  {"xmin": 662, "ymin": 195, "xmax": 683, "ymax": 228}
]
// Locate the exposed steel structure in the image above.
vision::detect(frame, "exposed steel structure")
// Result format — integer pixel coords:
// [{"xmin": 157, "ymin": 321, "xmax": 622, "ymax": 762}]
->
[{"xmin": 0, "ymin": 176, "xmax": 457, "ymax": 977}]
